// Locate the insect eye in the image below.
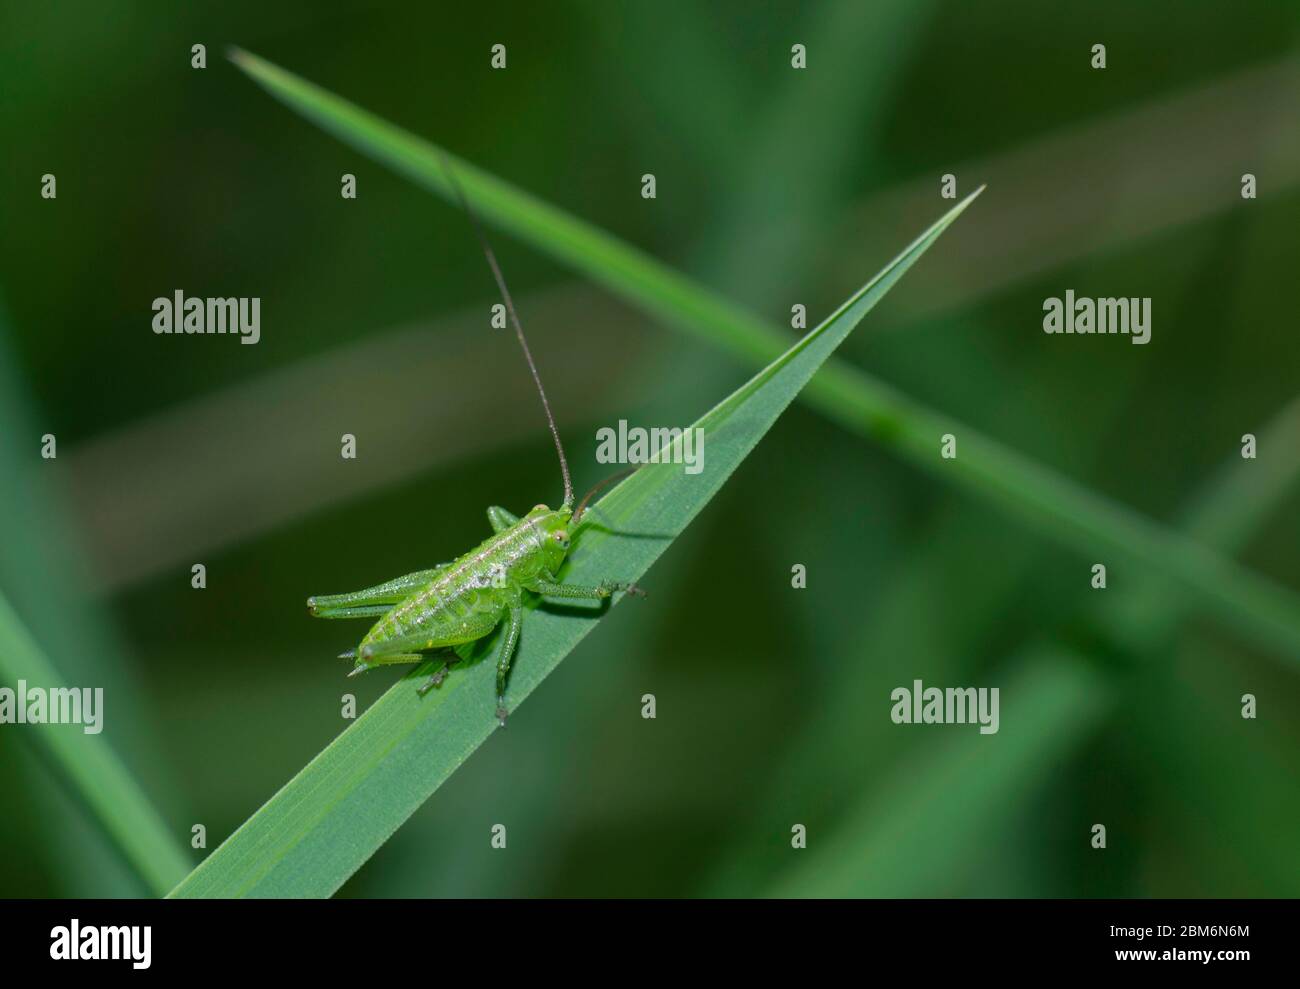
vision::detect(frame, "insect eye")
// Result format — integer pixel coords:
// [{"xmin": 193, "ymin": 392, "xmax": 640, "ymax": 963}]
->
[{"xmin": 553, "ymin": 531, "xmax": 566, "ymax": 543}]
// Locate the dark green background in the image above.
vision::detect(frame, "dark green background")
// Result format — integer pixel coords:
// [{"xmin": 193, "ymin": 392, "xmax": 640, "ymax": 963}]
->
[{"xmin": 1, "ymin": 1, "xmax": 1297, "ymax": 897}]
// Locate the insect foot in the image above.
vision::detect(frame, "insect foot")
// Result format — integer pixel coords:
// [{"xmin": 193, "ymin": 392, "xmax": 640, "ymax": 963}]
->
[
  {"xmin": 496, "ymin": 701, "xmax": 509, "ymax": 728},
  {"xmin": 600, "ymin": 579, "xmax": 647, "ymax": 598},
  {"xmin": 416, "ymin": 664, "xmax": 451, "ymax": 697}
]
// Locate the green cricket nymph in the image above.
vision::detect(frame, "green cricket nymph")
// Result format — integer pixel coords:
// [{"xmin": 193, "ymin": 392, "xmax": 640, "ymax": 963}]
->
[{"xmin": 306, "ymin": 156, "xmax": 642, "ymax": 726}]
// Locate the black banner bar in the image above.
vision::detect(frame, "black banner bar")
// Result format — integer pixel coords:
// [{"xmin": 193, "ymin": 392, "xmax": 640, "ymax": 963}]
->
[{"xmin": 0, "ymin": 898, "xmax": 1278, "ymax": 975}]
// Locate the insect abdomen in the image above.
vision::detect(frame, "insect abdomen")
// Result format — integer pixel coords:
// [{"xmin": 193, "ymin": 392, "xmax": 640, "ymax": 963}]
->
[{"xmin": 360, "ymin": 517, "xmax": 546, "ymax": 649}]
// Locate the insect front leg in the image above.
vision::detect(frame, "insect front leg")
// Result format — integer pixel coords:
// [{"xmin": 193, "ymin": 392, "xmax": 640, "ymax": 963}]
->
[
  {"xmin": 529, "ymin": 577, "xmax": 647, "ymax": 601},
  {"xmin": 494, "ymin": 602, "xmax": 524, "ymax": 727}
]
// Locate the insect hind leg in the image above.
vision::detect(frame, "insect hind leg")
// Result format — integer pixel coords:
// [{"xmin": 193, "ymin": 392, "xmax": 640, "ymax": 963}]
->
[
  {"xmin": 417, "ymin": 658, "xmax": 454, "ymax": 696},
  {"xmin": 307, "ymin": 567, "xmax": 445, "ymax": 616},
  {"xmin": 353, "ymin": 620, "xmax": 494, "ymax": 685},
  {"xmin": 416, "ymin": 641, "xmax": 477, "ymax": 695},
  {"xmin": 314, "ymin": 604, "xmax": 394, "ymax": 620},
  {"xmin": 348, "ymin": 652, "xmax": 424, "ymax": 677}
]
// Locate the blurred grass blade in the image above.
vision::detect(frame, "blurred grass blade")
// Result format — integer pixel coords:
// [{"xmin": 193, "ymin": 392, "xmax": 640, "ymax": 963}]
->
[
  {"xmin": 168, "ymin": 190, "xmax": 980, "ymax": 897},
  {"xmin": 0, "ymin": 592, "xmax": 191, "ymax": 895},
  {"xmin": 0, "ymin": 297, "xmax": 189, "ymax": 895},
  {"xmin": 229, "ymin": 49, "xmax": 1300, "ymax": 666},
  {"xmin": 769, "ymin": 653, "xmax": 1110, "ymax": 898},
  {"xmin": 1108, "ymin": 395, "xmax": 1300, "ymax": 654},
  {"xmin": 764, "ymin": 394, "xmax": 1300, "ymax": 897}
]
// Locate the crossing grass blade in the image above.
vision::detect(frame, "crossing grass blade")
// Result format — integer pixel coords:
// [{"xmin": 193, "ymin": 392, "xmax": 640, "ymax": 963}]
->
[
  {"xmin": 0, "ymin": 299, "xmax": 190, "ymax": 896},
  {"xmin": 766, "ymin": 395, "xmax": 1300, "ymax": 897},
  {"xmin": 228, "ymin": 48, "xmax": 1300, "ymax": 667},
  {"xmin": 0, "ymin": 592, "xmax": 192, "ymax": 895},
  {"xmin": 167, "ymin": 189, "xmax": 980, "ymax": 897}
]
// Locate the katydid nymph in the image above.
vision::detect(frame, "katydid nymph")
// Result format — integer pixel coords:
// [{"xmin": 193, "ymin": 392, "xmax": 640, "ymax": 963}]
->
[{"xmin": 307, "ymin": 157, "xmax": 644, "ymax": 726}]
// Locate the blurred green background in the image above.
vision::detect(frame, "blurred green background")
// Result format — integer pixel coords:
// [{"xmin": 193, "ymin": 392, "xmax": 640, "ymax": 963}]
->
[{"xmin": 2, "ymin": 1, "xmax": 1298, "ymax": 897}]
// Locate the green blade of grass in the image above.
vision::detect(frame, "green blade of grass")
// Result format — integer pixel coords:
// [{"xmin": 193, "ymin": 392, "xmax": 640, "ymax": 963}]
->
[
  {"xmin": 769, "ymin": 652, "xmax": 1111, "ymax": 898},
  {"xmin": 764, "ymin": 394, "xmax": 1300, "ymax": 897},
  {"xmin": 0, "ymin": 297, "xmax": 190, "ymax": 895},
  {"xmin": 0, "ymin": 592, "xmax": 191, "ymax": 895},
  {"xmin": 228, "ymin": 49, "xmax": 1300, "ymax": 666},
  {"xmin": 167, "ymin": 190, "xmax": 979, "ymax": 898}
]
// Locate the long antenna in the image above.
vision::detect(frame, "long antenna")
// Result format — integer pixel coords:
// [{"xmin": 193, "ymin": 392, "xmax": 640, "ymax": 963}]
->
[
  {"xmin": 436, "ymin": 151, "xmax": 573, "ymax": 506},
  {"xmin": 573, "ymin": 467, "xmax": 638, "ymax": 527}
]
